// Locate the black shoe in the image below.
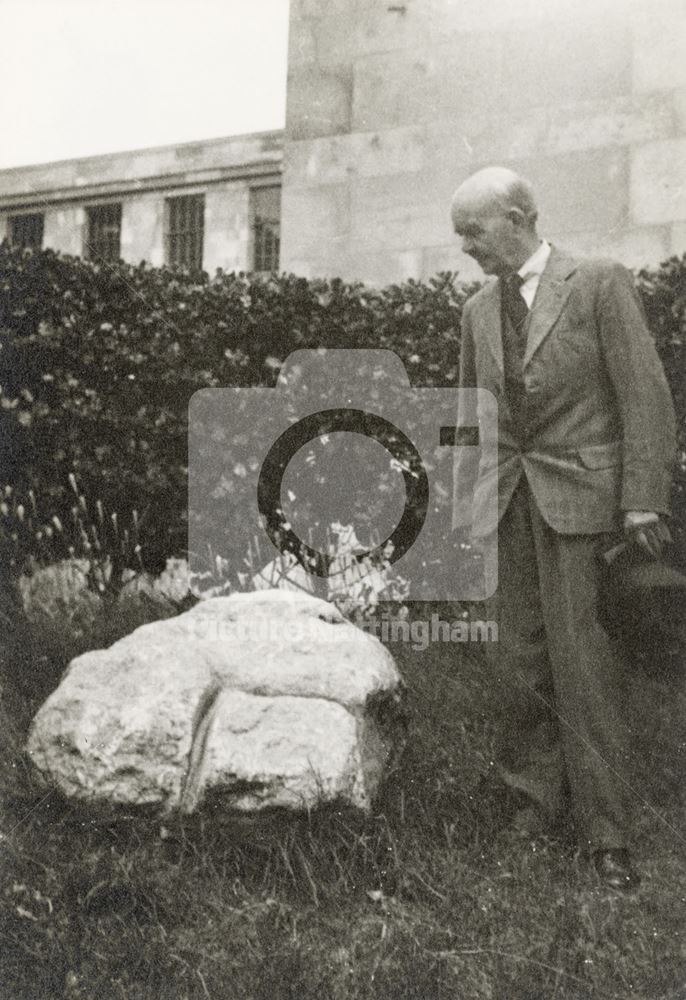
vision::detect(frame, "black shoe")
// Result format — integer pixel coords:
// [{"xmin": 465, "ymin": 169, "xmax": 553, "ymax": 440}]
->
[{"xmin": 593, "ymin": 849, "xmax": 640, "ymax": 892}]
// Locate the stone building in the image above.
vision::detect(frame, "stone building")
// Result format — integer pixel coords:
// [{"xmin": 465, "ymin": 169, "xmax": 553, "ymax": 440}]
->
[
  {"xmin": 0, "ymin": 131, "xmax": 283, "ymax": 275},
  {"xmin": 282, "ymin": 0, "xmax": 686, "ymax": 283},
  {"xmin": 1, "ymin": 0, "xmax": 685, "ymax": 284}
]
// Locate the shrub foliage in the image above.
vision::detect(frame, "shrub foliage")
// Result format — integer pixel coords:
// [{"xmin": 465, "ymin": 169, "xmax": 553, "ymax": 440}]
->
[{"xmin": 0, "ymin": 243, "xmax": 684, "ymax": 580}]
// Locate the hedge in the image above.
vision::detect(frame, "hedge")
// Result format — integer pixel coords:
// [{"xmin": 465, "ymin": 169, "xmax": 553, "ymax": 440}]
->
[{"xmin": 0, "ymin": 243, "xmax": 684, "ymax": 587}]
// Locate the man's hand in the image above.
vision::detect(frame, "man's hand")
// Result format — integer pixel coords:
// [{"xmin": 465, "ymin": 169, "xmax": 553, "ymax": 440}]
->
[{"xmin": 623, "ymin": 511, "xmax": 672, "ymax": 559}]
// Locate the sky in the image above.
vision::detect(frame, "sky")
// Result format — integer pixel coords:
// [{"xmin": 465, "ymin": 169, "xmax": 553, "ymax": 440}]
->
[{"xmin": 0, "ymin": 0, "xmax": 290, "ymax": 169}]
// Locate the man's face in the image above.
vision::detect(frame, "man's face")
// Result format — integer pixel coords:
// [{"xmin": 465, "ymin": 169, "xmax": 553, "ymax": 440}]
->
[{"xmin": 451, "ymin": 199, "xmax": 519, "ymax": 277}]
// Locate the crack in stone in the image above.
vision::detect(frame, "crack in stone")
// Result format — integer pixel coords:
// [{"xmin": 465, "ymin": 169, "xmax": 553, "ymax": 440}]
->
[
  {"xmin": 176, "ymin": 689, "xmax": 367, "ymax": 815},
  {"xmin": 178, "ymin": 682, "xmax": 222, "ymax": 814}
]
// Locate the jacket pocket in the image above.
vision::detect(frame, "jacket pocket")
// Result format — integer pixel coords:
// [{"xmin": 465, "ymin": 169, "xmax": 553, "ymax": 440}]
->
[{"xmin": 577, "ymin": 441, "xmax": 622, "ymax": 469}]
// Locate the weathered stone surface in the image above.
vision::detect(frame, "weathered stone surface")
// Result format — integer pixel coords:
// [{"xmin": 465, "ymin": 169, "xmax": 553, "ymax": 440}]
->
[
  {"xmin": 631, "ymin": 138, "xmax": 686, "ymax": 224},
  {"xmin": 349, "ymin": 172, "xmax": 447, "ymax": 249},
  {"xmin": 287, "ymin": 127, "xmax": 426, "ymax": 188},
  {"xmin": 520, "ymin": 148, "xmax": 629, "ymax": 235},
  {"xmin": 27, "ymin": 590, "xmax": 403, "ymax": 816},
  {"xmin": 281, "ymin": 183, "xmax": 350, "ymax": 243},
  {"xmin": 351, "ymin": 37, "xmax": 503, "ymax": 132},
  {"xmin": 544, "ymin": 94, "xmax": 675, "ymax": 156},
  {"xmin": 499, "ymin": 21, "xmax": 631, "ymax": 109},
  {"xmin": 672, "ymin": 90, "xmax": 686, "ymax": 138},
  {"xmin": 631, "ymin": 2, "xmax": 686, "ymax": 92},
  {"xmin": 0, "ymin": 132, "xmax": 282, "ymax": 200},
  {"xmin": 425, "ymin": 109, "xmax": 547, "ymax": 171},
  {"xmin": 181, "ymin": 691, "xmax": 369, "ymax": 813},
  {"xmin": 203, "ymin": 183, "xmax": 251, "ymax": 274},
  {"xmin": 182, "ymin": 592, "xmax": 399, "ymax": 707},
  {"xmin": 27, "ymin": 640, "xmax": 210, "ymax": 808},
  {"xmin": 18, "ymin": 557, "xmax": 187, "ymax": 634},
  {"xmin": 341, "ymin": 244, "xmax": 424, "ymax": 286},
  {"xmin": 286, "ymin": 64, "xmax": 353, "ymax": 140},
  {"xmin": 547, "ymin": 226, "xmax": 671, "ymax": 270}
]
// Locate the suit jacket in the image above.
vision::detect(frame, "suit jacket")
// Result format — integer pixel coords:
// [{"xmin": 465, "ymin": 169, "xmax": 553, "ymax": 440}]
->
[{"xmin": 452, "ymin": 247, "xmax": 676, "ymax": 536}]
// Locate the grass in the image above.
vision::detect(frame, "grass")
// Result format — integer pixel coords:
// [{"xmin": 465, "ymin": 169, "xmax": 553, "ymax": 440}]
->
[{"xmin": 1, "ymin": 598, "xmax": 686, "ymax": 999}]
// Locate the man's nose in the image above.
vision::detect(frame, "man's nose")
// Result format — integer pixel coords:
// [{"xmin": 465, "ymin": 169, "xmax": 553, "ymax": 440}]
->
[{"xmin": 462, "ymin": 238, "xmax": 475, "ymax": 256}]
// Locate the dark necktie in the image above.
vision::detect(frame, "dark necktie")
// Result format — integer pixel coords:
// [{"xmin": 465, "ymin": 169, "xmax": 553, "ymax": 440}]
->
[{"xmin": 502, "ymin": 273, "xmax": 528, "ymax": 332}]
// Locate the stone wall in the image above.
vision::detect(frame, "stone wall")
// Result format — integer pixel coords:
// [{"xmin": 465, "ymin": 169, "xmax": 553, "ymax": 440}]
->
[{"xmin": 281, "ymin": 0, "xmax": 686, "ymax": 283}]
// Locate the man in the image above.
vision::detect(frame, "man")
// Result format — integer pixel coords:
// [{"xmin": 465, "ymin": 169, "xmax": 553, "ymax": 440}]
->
[{"xmin": 450, "ymin": 167, "xmax": 676, "ymax": 890}]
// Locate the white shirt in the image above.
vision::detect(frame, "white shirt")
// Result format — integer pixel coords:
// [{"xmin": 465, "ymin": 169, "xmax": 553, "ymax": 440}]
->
[{"xmin": 517, "ymin": 240, "xmax": 552, "ymax": 309}]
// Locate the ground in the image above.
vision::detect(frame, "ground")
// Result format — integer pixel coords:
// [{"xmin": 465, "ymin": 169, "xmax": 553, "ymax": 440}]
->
[{"xmin": 1, "ymin": 599, "xmax": 685, "ymax": 1000}]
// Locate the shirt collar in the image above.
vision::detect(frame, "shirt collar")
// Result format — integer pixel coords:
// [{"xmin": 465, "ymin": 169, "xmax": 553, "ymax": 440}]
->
[{"xmin": 517, "ymin": 240, "xmax": 551, "ymax": 282}]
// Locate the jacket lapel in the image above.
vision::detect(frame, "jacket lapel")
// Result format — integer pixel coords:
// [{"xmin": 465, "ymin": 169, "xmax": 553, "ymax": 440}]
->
[
  {"xmin": 523, "ymin": 248, "xmax": 578, "ymax": 368},
  {"xmin": 474, "ymin": 280, "xmax": 504, "ymax": 373}
]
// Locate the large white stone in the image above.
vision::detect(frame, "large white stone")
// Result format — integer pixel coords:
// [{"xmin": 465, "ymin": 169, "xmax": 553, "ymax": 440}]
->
[
  {"xmin": 26, "ymin": 590, "xmax": 403, "ymax": 816},
  {"xmin": 18, "ymin": 558, "xmax": 183, "ymax": 635}
]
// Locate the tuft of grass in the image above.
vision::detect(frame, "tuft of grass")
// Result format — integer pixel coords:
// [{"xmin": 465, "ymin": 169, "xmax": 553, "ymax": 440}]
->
[
  {"xmin": 1, "ymin": 602, "xmax": 686, "ymax": 999},
  {"xmin": 0, "ymin": 476, "xmax": 146, "ymax": 593}
]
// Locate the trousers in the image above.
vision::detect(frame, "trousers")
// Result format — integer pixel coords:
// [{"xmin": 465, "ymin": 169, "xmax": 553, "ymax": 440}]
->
[{"xmin": 487, "ymin": 480, "xmax": 634, "ymax": 850}]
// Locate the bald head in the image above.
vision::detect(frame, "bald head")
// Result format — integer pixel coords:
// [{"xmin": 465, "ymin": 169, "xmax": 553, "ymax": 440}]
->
[
  {"xmin": 450, "ymin": 167, "xmax": 541, "ymax": 277},
  {"xmin": 451, "ymin": 167, "xmax": 538, "ymax": 228}
]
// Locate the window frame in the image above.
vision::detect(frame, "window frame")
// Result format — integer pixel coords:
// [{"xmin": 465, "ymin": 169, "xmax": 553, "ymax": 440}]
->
[
  {"xmin": 8, "ymin": 211, "xmax": 44, "ymax": 250},
  {"xmin": 164, "ymin": 192, "xmax": 205, "ymax": 272},
  {"xmin": 84, "ymin": 202, "xmax": 123, "ymax": 263},
  {"xmin": 250, "ymin": 184, "xmax": 281, "ymax": 274}
]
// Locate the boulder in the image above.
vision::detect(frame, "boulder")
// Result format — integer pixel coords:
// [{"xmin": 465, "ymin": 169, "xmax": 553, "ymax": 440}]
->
[
  {"xmin": 18, "ymin": 557, "xmax": 181, "ymax": 633},
  {"xmin": 26, "ymin": 590, "xmax": 404, "ymax": 816},
  {"xmin": 18, "ymin": 558, "xmax": 101, "ymax": 635}
]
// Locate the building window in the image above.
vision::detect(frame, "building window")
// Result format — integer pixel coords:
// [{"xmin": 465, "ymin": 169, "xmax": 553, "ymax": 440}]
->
[
  {"xmin": 86, "ymin": 203, "xmax": 122, "ymax": 262},
  {"xmin": 251, "ymin": 186, "xmax": 281, "ymax": 273},
  {"xmin": 166, "ymin": 194, "xmax": 204, "ymax": 271},
  {"xmin": 9, "ymin": 212, "xmax": 44, "ymax": 250}
]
